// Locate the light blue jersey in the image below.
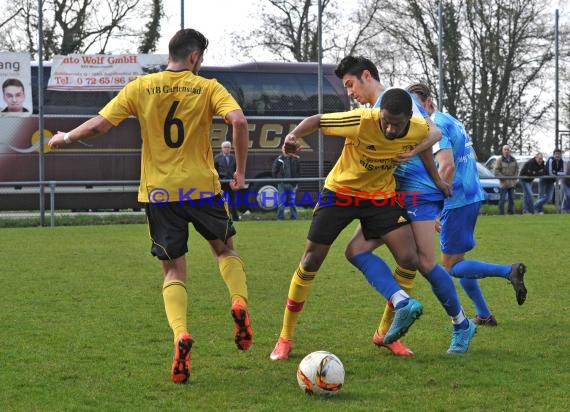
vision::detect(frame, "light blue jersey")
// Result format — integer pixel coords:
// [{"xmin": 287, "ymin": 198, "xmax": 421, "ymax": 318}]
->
[
  {"xmin": 431, "ymin": 111, "xmax": 485, "ymax": 209},
  {"xmin": 374, "ymin": 88, "xmax": 428, "ymax": 117},
  {"xmin": 375, "ymin": 90, "xmax": 444, "ymax": 203}
]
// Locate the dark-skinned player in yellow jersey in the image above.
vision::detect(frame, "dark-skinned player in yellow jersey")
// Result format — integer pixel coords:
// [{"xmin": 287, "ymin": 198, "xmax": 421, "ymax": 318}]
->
[{"xmin": 270, "ymin": 88, "xmax": 440, "ymax": 361}]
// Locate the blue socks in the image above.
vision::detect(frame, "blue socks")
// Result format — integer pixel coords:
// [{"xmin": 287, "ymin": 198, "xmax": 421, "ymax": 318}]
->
[
  {"xmin": 349, "ymin": 252, "xmax": 401, "ymax": 301},
  {"xmin": 453, "ymin": 319, "xmax": 469, "ymax": 331},
  {"xmin": 450, "ymin": 260, "xmax": 511, "ymax": 279},
  {"xmin": 459, "ymin": 278, "xmax": 491, "ymax": 318},
  {"xmin": 424, "ymin": 264, "xmax": 462, "ymax": 318}
]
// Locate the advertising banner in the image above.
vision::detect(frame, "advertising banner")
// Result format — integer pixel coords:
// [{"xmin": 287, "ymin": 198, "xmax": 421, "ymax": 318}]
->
[
  {"xmin": 0, "ymin": 52, "xmax": 32, "ymax": 116},
  {"xmin": 47, "ymin": 54, "xmax": 168, "ymax": 91}
]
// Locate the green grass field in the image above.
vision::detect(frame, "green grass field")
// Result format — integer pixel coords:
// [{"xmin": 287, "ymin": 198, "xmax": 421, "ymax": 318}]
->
[{"xmin": 1, "ymin": 215, "xmax": 569, "ymax": 411}]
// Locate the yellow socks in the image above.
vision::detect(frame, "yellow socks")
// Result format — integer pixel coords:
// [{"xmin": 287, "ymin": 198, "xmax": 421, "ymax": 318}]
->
[
  {"xmin": 219, "ymin": 255, "xmax": 248, "ymax": 305},
  {"xmin": 280, "ymin": 265, "xmax": 316, "ymax": 340},
  {"xmin": 377, "ymin": 266, "xmax": 416, "ymax": 335},
  {"xmin": 162, "ymin": 280, "xmax": 188, "ymax": 343}
]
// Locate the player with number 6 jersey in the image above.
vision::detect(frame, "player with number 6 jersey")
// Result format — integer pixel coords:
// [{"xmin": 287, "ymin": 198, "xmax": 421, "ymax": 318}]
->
[
  {"xmin": 99, "ymin": 66, "xmax": 242, "ymax": 202},
  {"xmin": 47, "ymin": 28, "xmax": 254, "ymax": 385}
]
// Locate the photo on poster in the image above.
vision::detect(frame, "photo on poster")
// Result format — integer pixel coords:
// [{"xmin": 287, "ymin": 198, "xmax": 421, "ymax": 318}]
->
[{"xmin": 0, "ymin": 53, "xmax": 32, "ymax": 116}]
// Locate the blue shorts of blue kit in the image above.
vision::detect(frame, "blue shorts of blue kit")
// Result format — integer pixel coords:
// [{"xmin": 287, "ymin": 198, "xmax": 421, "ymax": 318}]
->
[
  {"xmin": 440, "ymin": 201, "xmax": 481, "ymax": 254},
  {"xmin": 405, "ymin": 197, "xmax": 443, "ymax": 222}
]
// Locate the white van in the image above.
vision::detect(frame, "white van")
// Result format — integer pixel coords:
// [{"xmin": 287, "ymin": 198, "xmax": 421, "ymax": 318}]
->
[
  {"xmin": 485, "ymin": 153, "xmax": 569, "ymax": 172},
  {"xmin": 485, "ymin": 153, "xmax": 569, "ymax": 196},
  {"xmin": 484, "ymin": 154, "xmax": 533, "ymax": 171}
]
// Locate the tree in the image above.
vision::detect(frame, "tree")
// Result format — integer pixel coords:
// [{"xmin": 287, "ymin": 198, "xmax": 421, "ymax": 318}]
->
[
  {"xmin": 233, "ymin": 0, "xmax": 326, "ymax": 62},
  {"xmin": 244, "ymin": 0, "xmax": 568, "ymax": 158},
  {"xmin": 233, "ymin": 0, "xmax": 384, "ymax": 63},
  {"xmin": 0, "ymin": 6, "xmax": 24, "ymax": 30},
  {"xmin": 0, "ymin": 0, "xmax": 163, "ymax": 59},
  {"xmin": 348, "ymin": 0, "xmax": 563, "ymax": 159},
  {"xmin": 138, "ymin": 0, "xmax": 163, "ymax": 53}
]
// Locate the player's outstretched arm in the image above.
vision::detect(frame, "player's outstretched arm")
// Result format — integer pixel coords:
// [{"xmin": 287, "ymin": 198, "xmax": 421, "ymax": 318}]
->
[
  {"xmin": 282, "ymin": 114, "xmax": 322, "ymax": 157},
  {"xmin": 48, "ymin": 115, "xmax": 114, "ymax": 149}
]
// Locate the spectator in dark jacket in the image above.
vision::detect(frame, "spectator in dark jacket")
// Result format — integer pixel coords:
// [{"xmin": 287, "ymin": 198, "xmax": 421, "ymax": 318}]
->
[
  {"xmin": 272, "ymin": 153, "xmax": 301, "ymax": 220},
  {"xmin": 535, "ymin": 148, "xmax": 565, "ymax": 214},
  {"xmin": 214, "ymin": 141, "xmax": 240, "ymax": 221},
  {"xmin": 519, "ymin": 152, "xmax": 545, "ymax": 214}
]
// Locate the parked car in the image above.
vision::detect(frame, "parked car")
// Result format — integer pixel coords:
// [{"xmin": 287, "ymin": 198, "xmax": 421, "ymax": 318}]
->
[
  {"xmin": 476, "ymin": 162, "xmax": 501, "ymax": 203},
  {"xmin": 486, "ymin": 153, "xmax": 569, "ymax": 197},
  {"xmin": 484, "ymin": 154, "xmax": 533, "ymax": 172},
  {"xmin": 485, "ymin": 153, "xmax": 569, "ymax": 173}
]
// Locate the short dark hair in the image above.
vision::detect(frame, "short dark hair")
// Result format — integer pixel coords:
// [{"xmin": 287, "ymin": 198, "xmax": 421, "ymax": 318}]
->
[
  {"xmin": 2, "ymin": 78, "xmax": 24, "ymax": 92},
  {"xmin": 334, "ymin": 56, "xmax": 379, "ymax": 81},
  {"xmin": 406, "ymin": 83, "xmax": 431, "ymax": 103},
  {"xmin": 553, "ymin": 148, "xmax": 562, "ymax": 154},
  {"xmin": 380, "ymin": 88, "xmax": 412, "ymax": 117},
  {"xmin": 168, "ymin": 29, "xmax": 209, "ymax": 62}
]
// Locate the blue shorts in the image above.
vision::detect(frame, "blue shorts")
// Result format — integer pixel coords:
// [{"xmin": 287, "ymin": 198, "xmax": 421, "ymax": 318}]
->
[
  {"xmin": 440, "ymin": 201, "xmax": 481, "ymax": 254},
  {"xmin": 406, "ymin": 197, "xmax": 443, "ymax": 222}
]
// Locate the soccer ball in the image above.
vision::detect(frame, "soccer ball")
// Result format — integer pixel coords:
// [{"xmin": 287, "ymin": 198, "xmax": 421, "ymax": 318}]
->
[{"xmin": 296, "ymin": 351, "xmax": 344, "ymax": 396}]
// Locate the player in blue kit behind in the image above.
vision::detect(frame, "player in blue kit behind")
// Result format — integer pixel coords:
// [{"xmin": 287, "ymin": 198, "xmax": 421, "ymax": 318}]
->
[
  {"xmin": 407, "ymin": 83, "xmax": 527, "ymax": 327},
  {"xmin": 335, "ymin": 56, "xmax": 476, "ymax": 355}
]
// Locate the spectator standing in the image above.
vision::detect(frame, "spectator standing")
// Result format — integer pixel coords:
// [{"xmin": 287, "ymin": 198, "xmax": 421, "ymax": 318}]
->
[
  {"xmin": 493, "ymin": 145, "xmax": 518, "ymax": 215},
  {"xmin": 561, "ymin": 161, "xmax": 570, "ymax": 213},
  {"xmin": 535, "ymin": 148, "xmax": 565, "ymax": 214},
  {"xmin": 214, "ymin": 141, "xmax": 240, "ymax": 221},
  {"xmin": 519, "ymin": 152, "xmax": 545, "ymax": 214},
  {"xmin": 272, "ymin": 151, "xmax": 301, "ymax": 220}
]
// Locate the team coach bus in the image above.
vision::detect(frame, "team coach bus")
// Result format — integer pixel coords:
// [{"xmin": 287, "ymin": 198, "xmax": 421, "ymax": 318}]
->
[{"xmin": 0, "ymin": 62, "xmax": 349, "ymax": 211}]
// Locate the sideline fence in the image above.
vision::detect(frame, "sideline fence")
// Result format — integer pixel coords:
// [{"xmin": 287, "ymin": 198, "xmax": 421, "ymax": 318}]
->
[{"xmin": 0, "ymin": 175, "xmax": 567, "ymax": 227}]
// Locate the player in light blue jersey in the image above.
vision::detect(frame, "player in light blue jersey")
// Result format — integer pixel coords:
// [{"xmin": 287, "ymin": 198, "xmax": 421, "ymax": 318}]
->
[
  {"xmin": 407, "ymin": 83, "xmax": 528, "ymax": 327},
  {"xmin": 335, "ymin": 56, "xmax": 476, "ymax": 355}
]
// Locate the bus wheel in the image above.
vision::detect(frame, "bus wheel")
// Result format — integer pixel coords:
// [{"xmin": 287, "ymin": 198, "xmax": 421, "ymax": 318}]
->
[{"xmin": 244, "ymin": 182, "xmax": 279, "ymax": 213}]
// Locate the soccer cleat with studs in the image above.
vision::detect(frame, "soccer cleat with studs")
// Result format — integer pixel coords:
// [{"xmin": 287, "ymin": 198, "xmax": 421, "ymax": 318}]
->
[
  {"xmin": 384, "ymin": 298, "xmax": 423, "ymax": 344},
  {"xmin": 447, "ymin": 320, "xmax": 477, "ymax": 354},
  {"xmin": 372, "ymin": 330, "xmax": 414, "ymax": 356},
  {"xmin": 508, "ymin": 263, "xmax": 527, "ymax": 305},
  {"xmin": 472, "ymin": 314, "xmax": 498, "ymax": 326},
  {"xmin": 231, "ymin": 301, "xmax": 253, "ymax": 350},
  {"xmin": 171, "ymin": 332, "xmax": 193, "ymax": 384},
  {"xmin": 270, "ymin": 337, "xmax": 293, "ymax": 361}
]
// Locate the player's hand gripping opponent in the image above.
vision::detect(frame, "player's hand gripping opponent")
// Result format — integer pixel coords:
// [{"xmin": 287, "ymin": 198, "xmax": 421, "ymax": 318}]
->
[{"xmin": 282, "ymin": 133, "xmax": 301, "ymax": 158}]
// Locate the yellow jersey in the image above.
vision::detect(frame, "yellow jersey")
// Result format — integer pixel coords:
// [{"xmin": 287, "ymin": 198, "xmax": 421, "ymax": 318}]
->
[
  {"xmin": 99, "ymin": 70, "xmax": 241, "ymax": 202},
  {"xmin": 320, "ymin": 108, "xmax": 428, "ymax": 196}
]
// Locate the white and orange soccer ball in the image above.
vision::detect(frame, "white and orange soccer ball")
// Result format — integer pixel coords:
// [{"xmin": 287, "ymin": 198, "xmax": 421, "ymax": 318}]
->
[{"xmin": 296, "ymin": 351, "xmax": 345, "ymax": 397}]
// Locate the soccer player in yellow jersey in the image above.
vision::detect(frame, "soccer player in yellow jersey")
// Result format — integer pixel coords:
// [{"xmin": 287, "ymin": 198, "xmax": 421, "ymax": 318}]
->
[
  {"xmin": 270, "ymin": 88, "xmax": 433, "ymax": 361},
  {"xmin": 337, "ymin": 58, "xmax": 476, "ymax": 356},
  {"xmin": 47, "ymin": 29, "xmax": 253, "ymax": 384},
  {"xmin": 335, "ymin": 56, "xmax": 474, "ymax": 356}
]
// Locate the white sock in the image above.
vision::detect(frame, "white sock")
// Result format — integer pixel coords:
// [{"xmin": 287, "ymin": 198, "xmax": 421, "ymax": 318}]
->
[
  {"xmin": 390, "ymin": 290, "xmax": 410, "ymax": 308},
  {"xmin": 451, "ymin": 308, "xmax": 467, "ymax": 325}
]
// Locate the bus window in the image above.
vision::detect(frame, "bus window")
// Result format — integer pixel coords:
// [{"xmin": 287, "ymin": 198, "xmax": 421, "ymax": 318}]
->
[
  {"xmin": 31, "ymin": 66, "xmax": 118, "ymax": 115},
  {"xmin": 1, "ymin": 62, "xmax": 349, "ymax": 212},
  {"xmin": 202, "ymin": 71, "xmax": 346, "ymax": 116}
]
